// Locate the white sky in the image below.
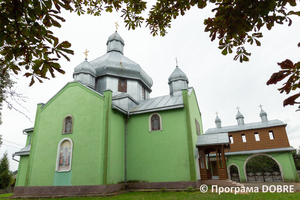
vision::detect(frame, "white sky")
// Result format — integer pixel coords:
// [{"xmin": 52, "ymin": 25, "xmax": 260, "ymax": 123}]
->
[{"xmin": 1, "ymin": 3, "xmax": 300, "ymax": 171}]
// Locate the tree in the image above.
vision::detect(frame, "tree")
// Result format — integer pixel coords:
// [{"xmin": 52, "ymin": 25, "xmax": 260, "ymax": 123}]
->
[
  {"xmin": 0, "ymin": 0, "xmax": 300, "ymax": 110},
  {"xmin": 292, "ymin": 146, "xmax": 300, "ymax": 170},
  {"xmin": 0, "ymin": 152, "xmax": 13, "ymax": 189}
]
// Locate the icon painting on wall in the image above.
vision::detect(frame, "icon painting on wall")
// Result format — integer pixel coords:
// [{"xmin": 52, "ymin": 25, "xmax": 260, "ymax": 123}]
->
[{"xmin": 58, "ymin": 140, "xmax": 72, "ymax": 171}]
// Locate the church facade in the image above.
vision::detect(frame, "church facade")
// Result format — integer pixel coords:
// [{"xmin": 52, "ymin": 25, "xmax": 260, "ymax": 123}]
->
[{"xmin": 13, "ymin": 32, "xmax": 203, "ymax": 196}]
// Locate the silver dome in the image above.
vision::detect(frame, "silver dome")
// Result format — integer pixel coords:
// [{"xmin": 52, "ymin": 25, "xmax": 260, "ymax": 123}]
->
[
  {"xmin": 90, "ymin": 32, "xmax": 153, "ymax": 90},
  {"xmin": 73, "ymin": 59, "xmax": 96, "ymax": 77},
  {"xmin": 168, "ymin": 66, "xmax": 189, "ymax": 84}
]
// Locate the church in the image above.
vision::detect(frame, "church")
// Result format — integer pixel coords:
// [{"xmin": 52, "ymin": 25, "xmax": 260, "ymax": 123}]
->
[
  {"xmin": 12, "ymin": 31, "xmax": 203, "ymax": 196},
  {"xmin": 12, "ymin": 31, "xmax": 299, "ymax": 197}
]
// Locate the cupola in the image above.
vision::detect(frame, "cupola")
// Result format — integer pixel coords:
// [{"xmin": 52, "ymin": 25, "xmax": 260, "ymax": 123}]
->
[
  {"xmin": 215, "ymin": 114, "xmax": 222, "ymax": 128},
  {"xmin": 168, "ymin": 65, "xmax": 189, "ymax": 95},
  {"xmin": 73, "ymin": 58, "xmax": 96, "ymax": 89},
  {"xmin": 236, "ymin": 110, "xmax": 245, "ymax": 125},
  {"xmin": 260, "ymin": 108, "xmax": 268, "ymax": 122}
]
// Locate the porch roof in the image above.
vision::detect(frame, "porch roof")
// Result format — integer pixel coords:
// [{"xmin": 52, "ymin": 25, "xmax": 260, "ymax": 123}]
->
[{"xmin": 196, "ymin": 132, "xmax": 229, "ymax": 147}]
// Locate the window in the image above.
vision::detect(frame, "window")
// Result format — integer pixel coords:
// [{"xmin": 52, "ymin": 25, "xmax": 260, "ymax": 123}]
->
[
  {"xmin": 229, "ymin": 135, "xmax": 234, "ymax": 144},
  {"xmin": 149, "ymin": 113, "xmax": 162, "ymax": 131},
  {"xmin": 56, "ymin": 138, "xmax": 73, "ymax": 172},
  {"xmin": 254, "ymin": 132, "xmax": 260, "ymax": 141},
  {"xmin": 142, "ymin": 87, "xmax": 146, "ymax": 100},
  {"xmin": 118, "ymin": 79, "xmax": 127, "ymax": 92},
  {"xmin": 63, "ymin": 115, "xmax": 74, "ymax": 134},
  {"xmin": 241, "ymin": 134, "xmax": 246, "ymax": 143},
  {"xmin": 269, "ymin": 131, "xmax": 275, "ymax": 140},
  {"xmin": 195, "ymin": 119, "xmax": 201, "ymax": 135}
]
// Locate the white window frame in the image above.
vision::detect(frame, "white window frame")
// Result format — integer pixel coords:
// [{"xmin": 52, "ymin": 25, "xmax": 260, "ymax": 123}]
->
[
  {"xmin": 62, "ymin": 115, "xmax": 74, "ymax": 134},
  {"xmin": 55, "ymin": 138, "xmax": 73, "ymax": 172},
  {"xmin": 254, "ymin": 132, "xmax": 260, "ymax": 141},
  {"xmin": 269, "ymin": 131, "xmax": 275, "ymax": 140},
  {"xmin": 241, "ymin": 134, "xmax": 247, "ymax": 143},
  {"xmin": 149, "ymin": 113, "xmax": 163, "ymax": 132}
]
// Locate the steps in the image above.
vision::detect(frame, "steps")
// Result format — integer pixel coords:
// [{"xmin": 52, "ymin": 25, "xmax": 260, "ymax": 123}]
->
[{"xmin": 200, "ymin": 179, "xmax": 245, "ymax": 188}]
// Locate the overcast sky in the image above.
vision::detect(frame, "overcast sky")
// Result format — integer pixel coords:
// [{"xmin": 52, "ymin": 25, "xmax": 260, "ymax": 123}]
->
[{"xmin": 1, "ymin": 3, "xmax": 300, "ymax": 171}]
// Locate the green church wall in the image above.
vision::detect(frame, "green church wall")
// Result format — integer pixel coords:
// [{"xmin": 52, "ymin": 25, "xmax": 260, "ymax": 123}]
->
[
  {"xmin": 15, "ymin": 155, "xmax": 29, "ymax": 186},
  {"xmin": 107, "ymin": 110, "xmax": 125, "ymax": 184},
  {"xmin": 20, "ymin": 83, "xmax": 106, "ymax": 186},
  {"xmin": 184, "ymin": 89, "xmax": 203, "ymax": 181},
  {"xmin": 226, "ymin": 152, "xmax": 299, "ymax": 182},
  {"xmin": 126, "ymin": 108, "xmax": 191, "ymax": 183}
]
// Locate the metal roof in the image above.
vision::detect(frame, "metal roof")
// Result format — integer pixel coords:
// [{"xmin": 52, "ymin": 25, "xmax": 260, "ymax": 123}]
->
[
  {"xmin": 205, "ymin": 119, "xmax": 286, "ymax": 134},
  {"xmin": 14, "ymin": 145, "xmax": 31, "ymax": 156},
  {"xmin": 224, "ymin": 147, "xmax": 295, "ymax": 156},
  {"xmin": 90, "ymin": 32, "xmax": 153, "ymax": 90},
  {"xmin": 73, "ymin": 59, "xmax": 96, "ymax": 77},
  {"xmin": 129, "ymin": 93, "xmax": 184, "ymax": 115},
  {"xmin": 196, "ymin": 132, "xmax": 229, "ymax": 146},
  {"xmin": 168, "ymin": 66, "xmax": 189, "ymax": 84}
]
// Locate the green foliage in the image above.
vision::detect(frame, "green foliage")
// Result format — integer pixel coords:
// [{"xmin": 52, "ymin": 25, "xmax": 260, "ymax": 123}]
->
[
  {"xmin": 292, "ymin": 146, "xmax": 300, "ymax": 170},
  {"xmin": 0, "ymin": 152, "xmax": 13, "ymax": 189},
  {"xmin": 160, "ymin": 187, "xmax": 166, "ymax": 192},
  {"xmin": 0, "ymin": 65, "xmax": 14, "ymax": 125},
  {"xmin": 186, "ymin": 186, "xmax": 195, "ymax": 192},
  {"xmin": 267, "ymin": 56, "xmax": 300, "ymax": 110},
  {"xmin": 246, "ymin": 155, "xmax": 280, "ymax": 173}
]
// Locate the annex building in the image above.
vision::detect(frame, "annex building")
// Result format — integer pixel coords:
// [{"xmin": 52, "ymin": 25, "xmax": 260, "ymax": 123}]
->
[
  {"xmin": 13, "ymin": 31, "xmax": 298, "ymax": 197},
  {"xmin": 197, "ymin": 109, "xmax": 299, "ymax": 183}
]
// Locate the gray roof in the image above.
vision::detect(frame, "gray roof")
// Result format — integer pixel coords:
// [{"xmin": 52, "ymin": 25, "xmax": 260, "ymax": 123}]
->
[
  {"xmin": 224, "ymin": 147, "xmax": 295, "ymax": 156},
  {"xmin": 129, "ymin": 93, "xmax": 184, "ymax": 115},
  {"xmin": 14, "ymin": 145, "xmax": 31, "ymax": 156},
  {"xmin": 205, "ymin": 119, "xmax": 286, "ymax": 134},
  {"xmin": 196, "ymin": 133, "xmax": 229, "ymax": 146},
  {"xmin": 168, "ymin": 66, "xmax": 189, "ymax": 84},
  {"xmin": 73, "ymin": 59, "xmax": 96, "ymax": 77},
  {"xmin": 90, "ymin": 32, "xmax": 153, "ymax": 90}
]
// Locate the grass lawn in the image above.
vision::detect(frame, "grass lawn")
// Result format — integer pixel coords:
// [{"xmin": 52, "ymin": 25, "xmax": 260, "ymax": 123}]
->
[{"xmin": 1, "ymin": 191, "xmax": 300, "ymax": 200}]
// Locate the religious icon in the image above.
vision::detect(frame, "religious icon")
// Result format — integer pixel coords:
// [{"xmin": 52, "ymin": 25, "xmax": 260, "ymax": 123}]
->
[{"xmin": 58, "ymin": 140, "xmax": 72, "ymax": 171}]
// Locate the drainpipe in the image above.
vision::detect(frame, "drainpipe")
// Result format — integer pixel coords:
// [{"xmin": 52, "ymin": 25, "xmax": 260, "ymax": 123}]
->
[
  {"xmin": 12, "ymin": 153, "xmax": 19, "ymax": 162},
  {"xmin": 23, "ymin": 129, "xmax": 31, "ymax": 145}
]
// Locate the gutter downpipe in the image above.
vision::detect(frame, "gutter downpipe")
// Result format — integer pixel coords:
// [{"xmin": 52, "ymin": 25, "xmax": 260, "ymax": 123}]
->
[
  {"xmin": 23, "ymin": 129, "xmax": 31, "ymax": 145},
  {"xmin": 12, "ymin": 129, "xmax": 32, "ymax": 162}
]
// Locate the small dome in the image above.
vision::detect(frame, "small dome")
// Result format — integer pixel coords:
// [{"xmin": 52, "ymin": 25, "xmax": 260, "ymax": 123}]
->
[
  {"xmin": 107, "ymin": 31, "xmax": 124, "ymax": 45},
  {"xmin": 106, "ymin": 31, "xmax": 125, "ymax": 54},
  {"xmin": 236, "ymin": 111, "xmax": 244, "ymax": 119},
  {"xmin": 73, "ymin": 59, "xmax": 96, "ymax": 77},
  {"xmin": 215, "ymin": 115, "xmax": 221, "ymax": 123},
  {"xmin": 260, "ymin": 109, "xmax": 267, "ymax": 117},
  {"xmin": 168, "ymin": 67, "xmax": 189, "ymax": 84}
]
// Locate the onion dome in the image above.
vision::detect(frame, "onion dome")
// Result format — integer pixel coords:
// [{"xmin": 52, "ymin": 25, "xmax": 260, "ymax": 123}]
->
[
  {"xmin": 90, "ymin": 32, "xmax": 153, "ymax": 91},
  {"xmin": 168, "ymin": 66, "xmax": 189, "ymax": 95},
  {"xmin": 236, "ymin": 110, "xmax": 245, "ymax": 125},
  {"xmin": 168, "ymin": 66, "xmax": 189, "ymax": 84},
  {"xmin": 260, "ymin": 109, "xmax": 268, "ymax": 122},
  {"xmin": 215, "ymin": 115, "xmax": 222, "ymax": 128},
  {"xmin": 73, "ymin": 59, "xmax": 96, "ymax": 89}
]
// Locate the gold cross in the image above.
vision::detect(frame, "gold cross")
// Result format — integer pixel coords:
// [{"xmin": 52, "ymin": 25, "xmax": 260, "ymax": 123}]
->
[
  {"xmin": 115, "ymin": 21, "xmax": 119, "ymax": 31},
  {"xmin": 83, "ymin": 49, "xmax": 89, "ymax": 59},
  {"xmin": 236, "ymin": 106, "xmax": 240, "ymax": 111},
  {"xmin": 259, "ymin": 104, "xmax": 263, "ymax": 110}
]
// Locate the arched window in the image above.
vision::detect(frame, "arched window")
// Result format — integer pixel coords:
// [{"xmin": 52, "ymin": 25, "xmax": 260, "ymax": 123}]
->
[
  {"xmin": 63, "ymin": 115, "xmax": 74, "ymax": 134},
  {"xmin": 149, "ymin": 113, "xmax": 162, "ymax": 132},
  {"xmin": 56, "ymin": 138, "xmax": 73, "ymax": 172}
]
